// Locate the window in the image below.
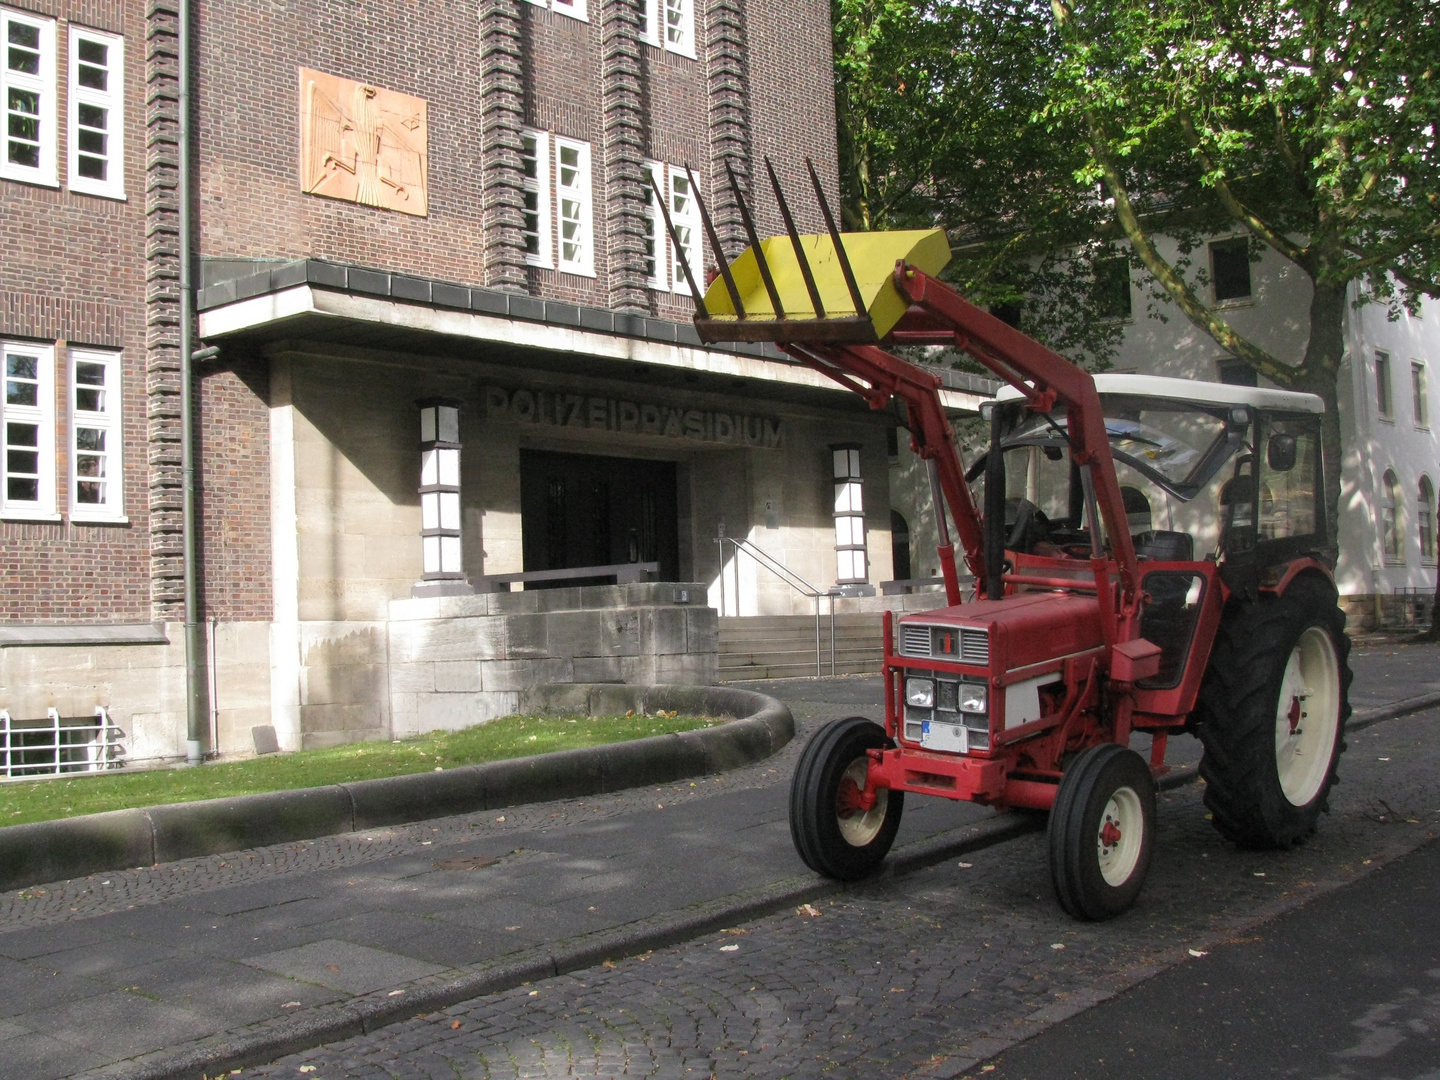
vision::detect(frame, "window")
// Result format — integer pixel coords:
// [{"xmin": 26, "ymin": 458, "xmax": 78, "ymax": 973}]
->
[
  {"xmin": 668, "ymin": 167, "xmax": 702, "ymax": 294},
  {"xmin": 639, "ymin": 0, "xmax": 662, "ymax": 45},
  {"xmin": 554, "ymin": 136, "xmax": 594, "ymax": 277},
  {"xmin": 1092, "ymin": 256, "xmax": 1132, "ymax": 320},
  {"xmin": 520, "ymin": 128, "xmax": 551, "ymax": 268},
  {"xmin": 1376, "ymin": 350, "xmax": 1393, "ymax": 418},
  {"xmin": 1420, "ymin": 476, "xmax": 1436, "ymax": 564},
  {"xmin": 2, "ymin": 341, "xmax": 56, "ymax": 519},
  {"xmin": 418, "ymin": 401, "xmax": 464, "ymax": 580},
  {"xmin": 1413, "ymin": 361, "xmax": 1428, "ymax": 427},
  {"xmin": 663, "ymin": 0, "xmax": 695, "ymax": 58},
  {"xmin": 521, "ymin": 0, "xmax": 587, "ymax": 21},
  {"xmin": 2, "ymin": 7, "xmax": 57, "ymax": 187},
  {"xmin": 1381, "ymin": 468, "xmax": 1403, "ymax": 563},
  {"xmin": 832, "ymin": 445, "xmax": 867, "ymax": 583},
  {"xmin": 642, "ymin": 160, "xmax": 667, "ymax": 290},
  {"xmin": 1210, "ymin": 238, "xmax": 1251, "ymax": 302},
  {"xmin": 69, "ymin": 349, "xmax": 123, "ymax": 520},
  {"xmin": 66, "ymin": 27, "xmax": 123, "ymax": 199}
]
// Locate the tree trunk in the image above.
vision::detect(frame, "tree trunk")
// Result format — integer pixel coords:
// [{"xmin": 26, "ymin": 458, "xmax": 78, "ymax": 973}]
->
[{"xmin": 1294, "ymin": 279, "xmax": 1349, "ymax": 562}]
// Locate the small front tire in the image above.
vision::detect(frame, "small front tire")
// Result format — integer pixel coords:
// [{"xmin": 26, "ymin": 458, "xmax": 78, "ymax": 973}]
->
[
  {"xmin": 789, "ymin": 716, "xmax": 904, "ymax": 880},
  {"xmin": 1047, "ymin": 744, "xmax": 1156, "ymax": 920}
]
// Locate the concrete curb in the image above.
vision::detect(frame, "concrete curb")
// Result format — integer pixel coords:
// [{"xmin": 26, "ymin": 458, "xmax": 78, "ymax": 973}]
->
[{"xmin": 0, "ymin": 685, "xmax": 794, "ymax": 895}]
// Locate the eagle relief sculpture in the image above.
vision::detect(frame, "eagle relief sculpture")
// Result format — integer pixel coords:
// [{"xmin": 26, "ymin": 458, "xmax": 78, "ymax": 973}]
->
[{"xmin": 299, "ymin": 67, "xmax": 429, "ymax": 216}]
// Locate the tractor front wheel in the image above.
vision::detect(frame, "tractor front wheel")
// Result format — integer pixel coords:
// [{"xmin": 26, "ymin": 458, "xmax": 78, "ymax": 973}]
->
[
  {"xmin": 789, "ymin": 716, "xmax": 903, "ymax": 880},
  {"xmin": 1194, "ymin": 577, "xmax": 1352, "ymax": 848},
  {"xmin": 1047, "ymin": 744, "xmax": 1156, "ymax": 920}
]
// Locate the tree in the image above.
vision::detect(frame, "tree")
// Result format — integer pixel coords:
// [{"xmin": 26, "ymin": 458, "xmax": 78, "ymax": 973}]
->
[
  {"xmin": 834, "ymin": 0, "xmax": 1440, "ymax": 544},
  {"xmin": 1047, "ymin": 0, "xmax": 1440, "ymax": 535},
  {"xmin": 832, "ymin": 0, "xmax": 1130, "ymax": 370}
]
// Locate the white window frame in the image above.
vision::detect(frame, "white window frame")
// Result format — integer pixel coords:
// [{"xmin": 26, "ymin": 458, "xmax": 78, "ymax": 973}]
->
[
  {"xmin": 642, "ymin": 160, "xmax": 668, "ymax": 291},
  {"xmin": 521, "ymin": 0, "xmax": 588, "ymax": 22},
  {"xmin": 1, "ymin": 6, "xmax": 58, "ymax": 187},
  {"xmin": 67, "ymin": 26, "xmax": 124, "ymax": 200},
  {"xmin": 639, "ymin": 0, "xmax": 662, "ymax": 46},
  {"xmin": 663, "ymin": 0, "xmax": 696, "ymax": 59},
  {"xmin": 1376, "ymin": 350, "xmax": 1393, "ymax": 419},
  {"xmin": 68, "ymin": 348, "xmax": 124, "ymax": 522},
  {"xmin": 1412, "ymin": 360, "xmax": 1428, "ymax": 428},
  {"xmin": 832, "ymin": 446, "xmax": 868, "ymax": 584},
  {"xmin": 2, "ymin": 340, "xmax": 57, "ymax": 521},
  {"xmin": 554, "ymin": 136, "xmax": 594, "ymax": 277},
  {"xmin": 520, "ymin": 128, "xmax": 552, "ymax": 269},
  {"xmin": 668, "ymin": 166, "xmax": 702, "ymax": 295}
]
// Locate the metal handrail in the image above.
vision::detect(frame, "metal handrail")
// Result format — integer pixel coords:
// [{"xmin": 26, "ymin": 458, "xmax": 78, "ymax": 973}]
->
[{"xmin": 716, "ymin": 530, "xmax": 835, "ymax": 676}]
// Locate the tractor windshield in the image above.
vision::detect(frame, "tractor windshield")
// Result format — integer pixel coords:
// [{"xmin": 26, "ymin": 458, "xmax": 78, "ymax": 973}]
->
[{"xmin": 967, "ymin": 395, "xmax": 1255, "ymax": 559}]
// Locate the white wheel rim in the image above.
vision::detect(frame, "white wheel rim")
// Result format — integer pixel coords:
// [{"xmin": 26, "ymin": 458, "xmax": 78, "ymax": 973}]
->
[
  {"xmin": 1274, "ymin": 625, "xmax": 1341, "ymax": 806},
  {"xmin": 1097, "ymin": 785, "xmax": 1144, "ymax": 887},
  {"xmin": 836, "ymin": 757, "xmax": 888, "ymax": 846}
]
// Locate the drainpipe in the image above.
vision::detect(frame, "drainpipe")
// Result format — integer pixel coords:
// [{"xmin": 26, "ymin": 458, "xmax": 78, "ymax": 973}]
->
[{"xmin": 179, "ymin": 0, "xmax": 208, "ymax": 765}]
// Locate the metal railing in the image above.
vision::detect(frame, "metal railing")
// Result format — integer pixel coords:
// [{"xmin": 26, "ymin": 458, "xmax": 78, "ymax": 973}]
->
[
  {"xmin": 716, "ymin": 530, "xmax": 835, "ymax": 676},
  {"xmin": 1, "ymin": 706, "xmax": 126, "ymax": 780}
]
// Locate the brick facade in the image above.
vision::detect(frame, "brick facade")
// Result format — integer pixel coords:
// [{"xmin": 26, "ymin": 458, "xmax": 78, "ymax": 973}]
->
[{"xmin": 1, "ymin": 1, "xmax": 150, "ymax": 624}]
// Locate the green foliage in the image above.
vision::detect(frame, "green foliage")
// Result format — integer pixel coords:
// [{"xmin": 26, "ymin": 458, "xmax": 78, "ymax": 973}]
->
[{"xmin": 0, "ymin": 713, "xmax": 716, "ymax": 827}]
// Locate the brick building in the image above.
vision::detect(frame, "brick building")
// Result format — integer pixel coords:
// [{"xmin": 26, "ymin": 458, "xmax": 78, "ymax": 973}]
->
[{"xmin": 2, "ymin": 1, "xmax": 987, "ymax": 765}]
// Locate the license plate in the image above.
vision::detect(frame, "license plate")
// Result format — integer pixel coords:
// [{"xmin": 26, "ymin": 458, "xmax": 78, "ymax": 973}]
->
[{"xmin": 920, "ymin": 719, "xmax": 968, "ymax": 753}]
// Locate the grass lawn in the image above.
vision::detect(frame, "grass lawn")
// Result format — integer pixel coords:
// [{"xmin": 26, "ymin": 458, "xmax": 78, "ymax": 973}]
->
[{"xmin": 0, "ymin": 711, "xmax": 718, "ymax": 827}]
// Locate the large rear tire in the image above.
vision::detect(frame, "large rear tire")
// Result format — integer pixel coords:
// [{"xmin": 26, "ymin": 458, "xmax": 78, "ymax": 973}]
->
[
  {"xmin": 1194, "ymin": 576, "xmax": 1352, "ymax": 848},
  {"xmin": 1047, "ymin": 744, "xmax": 1156, "ymax": 920},
  {"xmin": 789, "ymin": 716, "xmax": 903, "ymax": 880}
]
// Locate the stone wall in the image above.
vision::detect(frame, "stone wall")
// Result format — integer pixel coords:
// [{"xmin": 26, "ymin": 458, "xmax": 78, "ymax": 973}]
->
[{"xmin": 387, "ymin": 581, "xmax": 718, "ymax": 739}]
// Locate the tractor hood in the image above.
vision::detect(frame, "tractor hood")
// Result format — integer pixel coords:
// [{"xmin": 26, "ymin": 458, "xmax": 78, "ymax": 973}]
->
[{"xmin": 900, "ymin": 593, "xmax": 1105, "ymax": 673}]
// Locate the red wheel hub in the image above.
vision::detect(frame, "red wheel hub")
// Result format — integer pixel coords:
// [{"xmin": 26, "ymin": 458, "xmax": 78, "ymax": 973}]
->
[
  {"xmin": 1100, "ymin": 820, "xmax": 1122, "ymax": 848},
  {"xmin": 837, "ymin": 777, "xmax": 878, "ymax": 818},
  {"xmin": 1287, "ymin": 695, "xmax": 1303, "ymax": 734}
]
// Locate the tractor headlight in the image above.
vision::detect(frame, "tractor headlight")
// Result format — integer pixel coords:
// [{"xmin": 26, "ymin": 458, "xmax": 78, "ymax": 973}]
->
[
  {"xmin": 959, "ymin": 683, "xmax": 988, "ymax": 715},
  {"xmin": 905, "ymin": 677, "xmax": 935, "ymax": 708}
]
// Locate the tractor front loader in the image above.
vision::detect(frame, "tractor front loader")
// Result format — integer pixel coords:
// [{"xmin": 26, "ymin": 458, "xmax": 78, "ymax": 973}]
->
[{"xmin": 654, "ymin": 161, "xmax": 1351, "ymax": 919}]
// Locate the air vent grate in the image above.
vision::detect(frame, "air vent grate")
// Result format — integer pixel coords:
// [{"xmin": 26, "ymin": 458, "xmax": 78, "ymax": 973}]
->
[
  {"xmin": 900, "ymin": 625, "xmax": 932, "ymax": 657},
  {"xmin": 959, "ymin": 629, "xmax": 989, "ymax": 666}
]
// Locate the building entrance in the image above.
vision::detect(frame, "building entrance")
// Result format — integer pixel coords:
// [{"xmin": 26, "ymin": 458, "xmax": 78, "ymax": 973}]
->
[{"xmin": 519, "ymin": 450, "xmax": 680, "ymax": 584}]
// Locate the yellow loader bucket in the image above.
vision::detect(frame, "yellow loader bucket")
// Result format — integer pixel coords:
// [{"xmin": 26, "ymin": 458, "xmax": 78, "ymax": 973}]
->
[{"xmin": 699, "ymin": 228, "xmax": 951, "ymax": 343}]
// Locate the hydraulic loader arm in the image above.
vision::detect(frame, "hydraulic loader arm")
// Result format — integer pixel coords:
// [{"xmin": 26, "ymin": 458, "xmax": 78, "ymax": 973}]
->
[{"xmin": 650, "ymin": 158, "xmax": 1140, "ymax": 624}]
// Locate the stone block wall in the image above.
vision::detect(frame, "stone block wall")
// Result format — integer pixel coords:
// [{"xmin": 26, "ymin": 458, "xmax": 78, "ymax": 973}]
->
[{"xmin": 386, "ymin": 581, "xmax": 718, "ymax": 738}]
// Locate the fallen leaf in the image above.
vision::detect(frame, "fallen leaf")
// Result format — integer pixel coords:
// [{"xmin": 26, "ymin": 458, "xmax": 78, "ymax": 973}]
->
[
  {"xmin": 720, "ymin": 928, "xmax": 750, "ymax": 935},
  {"xmin": 388, "ymin": 990, "xmax": 405, "ymax": 997},
  {"xmin": 1050, "ymin": 943, "xmax": 1065, "ymax": 950},
  {"xmin": 299, "ymin": 1068, "xmax": 317, "ymax": 1074},
  {"xmin": 1188, "ymin": 949, "xmax": 1208, "ymax": 958},
  {"xmin": 495, "ymin": 816, "xmax": 505, "ymax": 823},
  {"xmin": 1253, "ymin": 872, "xmax": 1266, "ymax": 878},
  {"xmin": 281, "ymin": 1001, "xmax": 302, "ymax": 1008},
  {"xmin": 890, "ymin": 987, "xmax": 906, "ymax": 993},
  {"xmin": 327, "ymin": 965, "xmax": 341, "ymax": 973},
  {"xmin": 796, "ymin": 903, "xmax": 822, "ymax": 918},
  {"xmin": 434, "ymin": 856, "xmax": 498, "ymax": 871},
  {"xmin": 528, "ymin": 990, "xmax": 539, "ymax": 996},
  {"xmin": 451, "ymin": 1020, "xmax": 462, "ymax": 1029},
  {"xmin": 958, "ymin": 862, "xmax": 973, "ymax": 869},
  {"xmin": 719, "ymin": 944, "xmax": 739, "ymax": 952}
]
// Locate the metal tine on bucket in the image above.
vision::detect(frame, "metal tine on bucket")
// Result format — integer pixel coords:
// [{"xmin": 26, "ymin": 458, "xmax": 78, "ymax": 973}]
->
[
  {"xmin": 648, "ymin": 169, "xmax": 715, "ymax": 319},
  {"xmin": 685, "ymin": 164, "xmax": 748, "ymax": 322},
  {"xmin": 724, "ymin": 158, "xmax": 785, "ymax": 319},
  {"xmin": 806, "ymin": 157, "xmax": 867, "ymax": 318},
  {"xmin": 766, "ymin": 157, "xmax": 827, "ymax": 321}
]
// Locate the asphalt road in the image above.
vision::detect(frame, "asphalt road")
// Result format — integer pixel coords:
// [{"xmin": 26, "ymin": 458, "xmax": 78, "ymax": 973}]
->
[{"xmin": 974, "ymin": 836, "xmax": 1440, "ymax": 1080}]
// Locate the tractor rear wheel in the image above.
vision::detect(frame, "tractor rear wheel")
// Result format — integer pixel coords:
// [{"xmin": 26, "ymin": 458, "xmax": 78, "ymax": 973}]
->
[
  {"xmin": 1194, "ymin": 576, "xmax": 1352, "ymax": 848},
  {"xmin": 789, "ymin": 716, "xmax": 903, "ymax": 880},
  {"xmin": 1047, "ymin": 744, "xmax": 1156, "ymax": 920}
]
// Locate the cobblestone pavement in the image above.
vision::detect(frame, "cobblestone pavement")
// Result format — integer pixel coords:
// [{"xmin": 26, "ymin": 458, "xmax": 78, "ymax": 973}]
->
[{"xmin": 241, "ymin": 704, "xmax": 1440, "ymax": 1080}]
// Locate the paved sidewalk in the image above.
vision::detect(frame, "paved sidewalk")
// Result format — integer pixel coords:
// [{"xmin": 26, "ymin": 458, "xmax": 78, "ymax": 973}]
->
[{"xmin": 0, "ymin": 642, "xmax": 1433, "ymax": 1080}]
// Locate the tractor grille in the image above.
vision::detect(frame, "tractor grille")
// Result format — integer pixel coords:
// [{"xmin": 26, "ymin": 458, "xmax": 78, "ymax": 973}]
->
[{"xmin": 898, "ymin": 624, "xmax": 989, "ymax": 667}]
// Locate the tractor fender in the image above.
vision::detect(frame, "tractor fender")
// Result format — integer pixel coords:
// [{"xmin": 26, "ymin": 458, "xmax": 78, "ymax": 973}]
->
[{"xmin": 1260, "ymin": 557, "xmax": 1336, "ymax": 599}]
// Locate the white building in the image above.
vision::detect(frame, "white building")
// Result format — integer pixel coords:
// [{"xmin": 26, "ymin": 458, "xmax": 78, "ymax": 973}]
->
[{"xmin": 1104, "ymin": 236, "xmax": 1439, "ymax": 628}]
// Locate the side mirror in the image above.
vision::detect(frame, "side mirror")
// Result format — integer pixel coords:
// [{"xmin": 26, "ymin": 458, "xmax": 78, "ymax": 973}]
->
[
  {"xmin": 1267, "ymin": 433, "xmax": 1297, "ymax": 472},
  {"xmin": 979, "ymin": 401, "xmax": 995, "ymax": 423}
]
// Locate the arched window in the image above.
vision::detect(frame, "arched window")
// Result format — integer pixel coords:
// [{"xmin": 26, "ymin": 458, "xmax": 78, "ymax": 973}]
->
[
  {"xmin": 1381, "ymin": 469, "xmax": 1403, "ymax": 562},
  {"xmin": 1420, "ymin": 476, "xmax": 1436, "ymax": 563}
]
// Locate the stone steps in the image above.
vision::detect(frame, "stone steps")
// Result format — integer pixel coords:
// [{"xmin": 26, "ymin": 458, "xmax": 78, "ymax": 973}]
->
[{"xmin": 717, "ymin": 614, "xmax": 885, "ymax": 681}]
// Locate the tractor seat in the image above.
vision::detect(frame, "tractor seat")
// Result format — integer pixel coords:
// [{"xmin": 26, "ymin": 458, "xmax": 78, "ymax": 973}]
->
[{"xmin": 1133, "ymin": 530, "xmax": 1194, "ymax": 562}]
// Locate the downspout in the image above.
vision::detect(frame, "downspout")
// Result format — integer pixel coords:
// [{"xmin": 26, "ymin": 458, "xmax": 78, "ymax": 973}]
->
[{"xmin": 179, "ymin": 0, "xmax": 208, "ymax": 765}]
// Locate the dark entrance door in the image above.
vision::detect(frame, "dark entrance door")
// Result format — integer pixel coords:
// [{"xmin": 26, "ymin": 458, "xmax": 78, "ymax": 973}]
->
[{"xmin": 519, "ymin": 450, "xmax": 680, "ymax": 585}]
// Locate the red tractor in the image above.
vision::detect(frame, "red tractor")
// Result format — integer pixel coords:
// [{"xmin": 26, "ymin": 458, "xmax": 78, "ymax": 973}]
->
[{"xmin": 656, "ymin": 162, "xmax": 1352, "ymax": 919}]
